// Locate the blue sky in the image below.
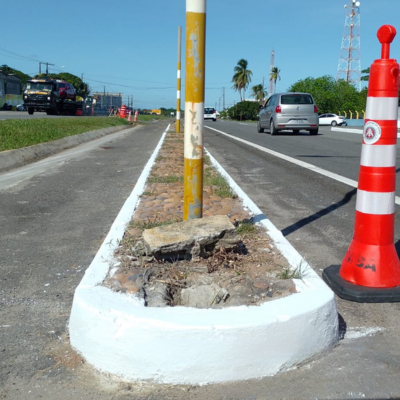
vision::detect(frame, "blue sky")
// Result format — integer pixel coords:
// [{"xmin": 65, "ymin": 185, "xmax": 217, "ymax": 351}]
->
[{"xmin": 1, "ymin": 0, "xmax": 400, "ymax": 110}]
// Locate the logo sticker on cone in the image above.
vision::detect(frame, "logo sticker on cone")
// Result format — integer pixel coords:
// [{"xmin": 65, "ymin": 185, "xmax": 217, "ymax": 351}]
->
[
  {"xmin": 323, "ymin": 25, "xmax": 400, "ymax": 303},
  {"xmin": 363, "ymin": 121, "xmax": 381, "ymax": 144}
]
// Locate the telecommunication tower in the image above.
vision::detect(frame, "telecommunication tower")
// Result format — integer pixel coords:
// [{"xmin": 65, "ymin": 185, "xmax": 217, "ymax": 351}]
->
[
  {"xmin": 336, "ymin": 0, "xmax": 361, "ymax": 91},
  {"xmin": 269, "ymin": 50, "xmax": 275, "ymax": 95}
]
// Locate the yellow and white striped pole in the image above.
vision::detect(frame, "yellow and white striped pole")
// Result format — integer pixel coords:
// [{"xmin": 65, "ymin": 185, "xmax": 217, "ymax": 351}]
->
[
  {"xmin": 176, "ymin": 26, "xmax": 182, "ymax": 133},
  {"xmin": 184, "ymin": 0, "xmax": 206, "ymax": 220}
]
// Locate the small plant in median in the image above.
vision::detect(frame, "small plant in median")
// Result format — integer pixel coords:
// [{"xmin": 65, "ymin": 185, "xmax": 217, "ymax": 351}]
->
[
  {"xmin": 129, "ymin": 217, "xmax": 182, "ymax": 231},
  {"xmin": 204, "ymin": 166, "xmax": 237, "ymax": 198},
  {"xmin": 147, "ymin": 174, "xmax": 183, "ymax": 184},
  {"xmin": 279, "ymin": 261, "xmax": 308, "ymax": 280},
  {"xmin": 236, "ymin": 220, "xmax": 257, "ymax": 236}
]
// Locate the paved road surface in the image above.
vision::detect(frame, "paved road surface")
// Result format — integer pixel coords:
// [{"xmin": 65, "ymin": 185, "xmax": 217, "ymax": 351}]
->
[{"xmin": 1, "ymin": 120, "xmax": 400, "ymax": 399}]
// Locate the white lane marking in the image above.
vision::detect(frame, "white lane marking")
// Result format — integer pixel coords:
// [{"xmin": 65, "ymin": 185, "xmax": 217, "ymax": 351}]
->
[
  {"xmin": 205, "ymin": 125, "xmax": 400, "ymax": 206},
  {"xmin": 344, "ymin": 326, "xmax": 385, "ymax": 340}
]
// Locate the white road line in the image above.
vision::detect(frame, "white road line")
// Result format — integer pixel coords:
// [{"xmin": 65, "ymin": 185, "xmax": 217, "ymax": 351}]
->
[{"xmin": 205, "ymin": 125, "xmax": 400, "ymax": 206}]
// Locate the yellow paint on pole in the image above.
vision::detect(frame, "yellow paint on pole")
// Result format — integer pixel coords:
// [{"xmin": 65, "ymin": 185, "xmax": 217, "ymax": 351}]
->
[
  {"xmin": 184, "ymin": 0, "xmax": 206, "ymax": 220},
  {"xmin": 176, "ymin": 26, "xmax": 182, "ymax": 133}
]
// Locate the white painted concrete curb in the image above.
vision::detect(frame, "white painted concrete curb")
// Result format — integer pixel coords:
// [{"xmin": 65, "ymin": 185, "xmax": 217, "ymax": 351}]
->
[{"xmin": 69, "ymin": 125, "xmax": 339, "ymax": 385}]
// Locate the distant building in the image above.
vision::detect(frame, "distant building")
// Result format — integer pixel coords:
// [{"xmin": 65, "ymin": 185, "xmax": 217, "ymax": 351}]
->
[
  {"xmin": 0, "ymin": 72, "xmax": 22, "ymax": 107},
  {"xmin": 92, "ymin": 92, "xmax": 123, "ymax": 109}
]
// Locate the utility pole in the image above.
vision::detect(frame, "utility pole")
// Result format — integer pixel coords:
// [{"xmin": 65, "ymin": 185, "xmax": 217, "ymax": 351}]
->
[
  {"xmin": 39, "ymin": 62, "xmax": 54, "ymax": 76},
  {"xmin": 222, "ymin": 87, "xmax": 225, "ymax": 110},
  {"xmin": 183, "ymin": 0, "xmax": 206, "ymax": 220}
]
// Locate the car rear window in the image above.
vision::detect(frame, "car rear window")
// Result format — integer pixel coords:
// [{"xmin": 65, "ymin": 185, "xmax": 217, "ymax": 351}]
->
[
  {"xmin": 281, "ymin": 95, "xmax": 313, "ymax": 105},
  {"xmin": 204, "ymin": 108, "xmax": 215, "ymax": 113}
]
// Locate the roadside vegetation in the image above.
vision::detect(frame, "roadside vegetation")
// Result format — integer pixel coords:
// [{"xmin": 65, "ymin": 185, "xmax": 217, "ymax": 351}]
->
[
  {"xmin": 226, "ymin": 58, "xmax": 400, "ymax": 122},
  {"xmin": 136, "ymin": 114, "xmax": 171, "ymax": 122},
  {"xmin": 0, "ymin": 117, "xmax": 128, "ymax": 151}
]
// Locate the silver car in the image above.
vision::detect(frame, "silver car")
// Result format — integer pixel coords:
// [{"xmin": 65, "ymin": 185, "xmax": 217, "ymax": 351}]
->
[{"xmin": 257, "ymin": 92, "xmax": 319, "ymax": 135}]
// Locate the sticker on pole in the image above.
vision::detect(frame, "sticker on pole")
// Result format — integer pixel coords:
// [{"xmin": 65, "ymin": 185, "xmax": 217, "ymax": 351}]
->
[{"xmin": 363, "ymin": 121, "xmax": 381, "ymax": 144}]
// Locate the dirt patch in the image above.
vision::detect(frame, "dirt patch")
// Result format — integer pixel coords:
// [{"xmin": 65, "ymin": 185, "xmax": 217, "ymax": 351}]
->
[{"xmin": 103, "ymin": 127, "xmax": 298, "ymax": 307}]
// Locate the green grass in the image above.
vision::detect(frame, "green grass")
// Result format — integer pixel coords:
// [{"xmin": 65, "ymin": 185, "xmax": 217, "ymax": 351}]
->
[
  {"xmin": 236, "ymin": 221, "xmax": 257, "ymax": 235},
  {"xmin": 204, "ymin": 167, "xmax": 237, "ymax": 198},
  {"xmin": 147, "ymin": 174, "xmax": 184, "ymax": 184},
  {"xmin": 130, "ymin": 218, "xmax": 182, "ymax": 230},
  {"xmin": 136, "ymin": 115, "xmax": 170, "ymax": 122},
  {"xmin": 279, "ymin": 262, "xmax": 308, "ymax": 280},
  {"xmin": 0, "ymin": 117, "xmax": 129, "ymax": 151}
]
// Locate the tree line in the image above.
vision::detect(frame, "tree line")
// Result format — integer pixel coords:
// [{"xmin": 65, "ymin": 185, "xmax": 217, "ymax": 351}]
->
[
  {"xmin": 0, "ymin": 64, "xmax": 91, "ymax": 99},
  {"xmin": 227, "ymin": 58, "xmax": 400, "ymax": 121}
]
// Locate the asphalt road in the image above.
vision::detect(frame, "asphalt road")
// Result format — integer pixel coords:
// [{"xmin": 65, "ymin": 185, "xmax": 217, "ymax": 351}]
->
[{"xmin": 1, "ymin": 119, "xmax": 400, "ymax": 399}]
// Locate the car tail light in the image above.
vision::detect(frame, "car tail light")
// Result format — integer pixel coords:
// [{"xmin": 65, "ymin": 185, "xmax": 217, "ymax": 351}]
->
[
  {"xmin": 314, "ymin": 105, "xmax": 318, "ymax": 113},
  {"xmin": 275, "ymin": 105, "xmax": 281, "ymax": 113}
]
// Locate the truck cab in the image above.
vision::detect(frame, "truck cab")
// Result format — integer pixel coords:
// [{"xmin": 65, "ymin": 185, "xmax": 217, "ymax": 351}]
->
[{"xmin": 23, "ymin": 78, "xmax": 77, "ymax": 115}]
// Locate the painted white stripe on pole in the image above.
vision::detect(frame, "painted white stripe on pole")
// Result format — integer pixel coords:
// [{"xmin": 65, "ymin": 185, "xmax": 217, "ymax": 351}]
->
[
  {"xmin": 356, "ymin": 189, "xmax": 395, "ymax": 215},
  {"xmin": 177, "ymin": 90, "xmax": 181, "ymax": 99},
  {"xmin": 365, "ymin": 97, "xmax": 398, "ymax": 120},
  {"xmin": 177, "ymin": 70, "xmax": 181, "ymax": 79},
  {"xmin": 176, "ymin": 111, "xmax": 180, "ymax": 120},
  {"xmin": 205, "ymin": 124, "xmax": 400, "ymax": 206},
  {"xmin": 186, "ymin": 0, "xmax": 206, "ymax": 13},
  {"xmin": 360, "ymin": 144, "xmax": 397, "ymax": 167}
]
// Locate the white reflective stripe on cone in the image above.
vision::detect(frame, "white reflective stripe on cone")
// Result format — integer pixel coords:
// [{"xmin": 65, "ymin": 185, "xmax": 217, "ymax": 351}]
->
[
  {"xmin": 356, "ymin": 189, "xmax": 396, "ymax": 215},
  {"xmin": 360, "ymin": 144, "xmax": 397, "ymax": 167},
  {"xmin": 365, "ymin": 97, "xmax": 398, "ymax": 120}
]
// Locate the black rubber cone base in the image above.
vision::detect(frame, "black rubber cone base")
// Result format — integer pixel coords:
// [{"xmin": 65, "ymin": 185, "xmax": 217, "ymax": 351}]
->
[{"xmin": 322, "ymin": 265, "xmax": 400, "ymax": 303}]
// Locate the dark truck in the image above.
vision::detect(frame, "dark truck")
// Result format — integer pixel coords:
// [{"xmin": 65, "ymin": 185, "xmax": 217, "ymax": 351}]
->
[{"xmin": 23, "ymin": 78, "xmax": 82, "ymax": 116}]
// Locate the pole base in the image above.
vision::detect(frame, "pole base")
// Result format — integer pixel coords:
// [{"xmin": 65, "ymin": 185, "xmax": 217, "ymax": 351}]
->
[{"xmin": 322, "ymin": 265, "xmax": 400, "ymax": 303}]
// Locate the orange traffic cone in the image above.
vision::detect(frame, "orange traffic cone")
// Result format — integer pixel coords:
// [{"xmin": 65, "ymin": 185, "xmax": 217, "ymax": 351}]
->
[
  {"xmin": 134, "ymin": 110, "xmax": 138, "ymax": 122},
  {"xmin": 323, "ymin": 25, "xmax": 400, "ymax": 302}
]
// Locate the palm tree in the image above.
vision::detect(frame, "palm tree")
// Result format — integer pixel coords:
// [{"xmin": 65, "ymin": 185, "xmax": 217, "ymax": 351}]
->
[
  {"xmin": 232, "ymin": 59, "xmax": 253, "ymax": 101},
  {"xmin": 269, "ymin": 67, "xmax": 281, "ymax": 94},
  {"xmin": 250, "ymin": 84, "xmax": 267, "ymax": 101}
]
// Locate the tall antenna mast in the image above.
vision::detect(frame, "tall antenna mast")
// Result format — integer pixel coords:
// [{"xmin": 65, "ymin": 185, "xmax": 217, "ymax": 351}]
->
[
  {"xmin": 336, "ymin": 0, "xmax": 361, "ymax": 91},
  {"xmin": 269, "ymin": 50, "xmax": 275, "ymax": 95}
]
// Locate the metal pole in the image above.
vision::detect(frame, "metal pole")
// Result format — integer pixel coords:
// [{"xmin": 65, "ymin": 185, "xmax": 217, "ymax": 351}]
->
[
  {"xmin": 184, "ymin": 0, "xmax": 206, "ymax": 220},
  {"xmin": 176, "ymin": 26, "xmax": 182, "ymax": 133}
]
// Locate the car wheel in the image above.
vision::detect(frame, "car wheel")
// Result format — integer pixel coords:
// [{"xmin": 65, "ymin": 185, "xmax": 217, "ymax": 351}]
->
[
  {"xmin": 213, "ymin": 118, "xmax": 216, "ymax": 121},
  {"xmin": 310, "ymin": 128, "xmax": 318, "ymax": 135},
  {"xmin": 270, "ymin": 120, "xmax": 278, "ymax": 135},
  {"xmin": 28, "ymin": 108, "xmax": 34, "ymax": 115},
  {"xmin": 331, "ymin": 121, "xmax": 337, "ymax": 126},
  {"xmin": 257, "ymin": 120, "xmax": 264, "ymax": 133},
  {"xmin": 292, "ymin": 129, "xmax": 299, "ymax": 134}
]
